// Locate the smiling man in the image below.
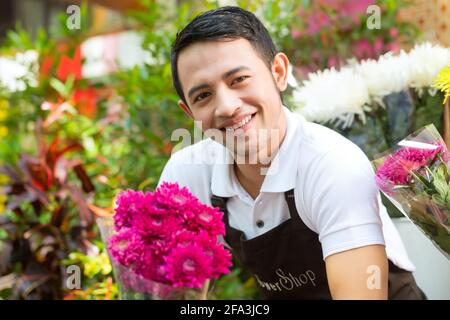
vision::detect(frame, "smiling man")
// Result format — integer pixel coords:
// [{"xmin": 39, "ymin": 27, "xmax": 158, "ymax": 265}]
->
[{"xmin": 158, "ymin": 6, "xmax": 426, "ymax": 300}]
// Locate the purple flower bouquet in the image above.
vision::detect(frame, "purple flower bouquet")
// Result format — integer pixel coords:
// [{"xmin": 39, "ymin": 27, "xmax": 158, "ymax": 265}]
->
[
  {"xmin": 98, "ymin": 182, "xmax": 232, "ymax": 299},
  {"xmin": 372, "ymin": 124, "xmax": 450, "ymax": 259}
]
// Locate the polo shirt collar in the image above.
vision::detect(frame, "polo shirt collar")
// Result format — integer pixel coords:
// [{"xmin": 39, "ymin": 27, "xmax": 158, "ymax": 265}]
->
[
  {"xmin": 210, "ymin": 144, "xmax": 238, "ymax": 197},
  {"xmin": 211, "ymin": 106, "xmax": 302, "ymax": 197},
  {"xmin": 260, "ymin": 106, "xmax": 301, "ymax": 193}
]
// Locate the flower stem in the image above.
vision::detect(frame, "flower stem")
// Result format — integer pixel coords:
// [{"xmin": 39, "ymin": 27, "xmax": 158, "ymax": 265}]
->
[
  {"xmin": 410, "ymin": 170, "xmax": 432, "ymax": 192},
  {"xmin": 199, "ymin": 279, "xmax": 210, "ymax": 300}
]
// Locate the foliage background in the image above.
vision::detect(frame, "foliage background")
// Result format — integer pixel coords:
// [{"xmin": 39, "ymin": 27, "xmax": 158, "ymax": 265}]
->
[{"xmin": 0, "ymin": 0, "xmax": 443, "ymax": 299}]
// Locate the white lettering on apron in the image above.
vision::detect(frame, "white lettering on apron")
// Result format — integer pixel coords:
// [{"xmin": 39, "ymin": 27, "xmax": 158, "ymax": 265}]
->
[{"xmin": 254, "ymin": 268, "xmax": 317, "ymax": 291}]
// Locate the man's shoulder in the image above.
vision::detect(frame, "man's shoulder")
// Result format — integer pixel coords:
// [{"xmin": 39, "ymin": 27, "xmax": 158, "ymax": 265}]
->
[
  {"xmin": 158, "ymin": 139, "xmax": 220, "ymax": 202},
  {"xmin": 297, "ymin": 117, "xmax": 373, "ymax": 190},
  {"xmin": 295, "ymin": 118, "xmax": 373, "ymax": 179}
]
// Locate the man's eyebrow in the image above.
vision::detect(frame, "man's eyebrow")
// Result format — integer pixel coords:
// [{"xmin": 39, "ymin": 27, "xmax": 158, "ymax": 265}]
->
[
  {"xmin": 188, "ymin": 84, "xmax": 209, "ymax": 99},
  {"xmin": 223, "ymin": 66, "xmax": 250, "ymax": 78},
  {"xmin": 187, "ymin": 66, "xmax": 250, "ymax": 99}
]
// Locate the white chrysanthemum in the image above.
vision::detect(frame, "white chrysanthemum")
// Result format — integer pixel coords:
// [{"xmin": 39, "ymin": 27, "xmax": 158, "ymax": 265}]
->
[
  {"xmin": 0, "ymin": 50, "xmax": 38, "ymax": 91},
  {"xmin": 408, "ymin": 42, "xmax": 450, "ymax": 90},
  {"xmin": 354, "ymin": 51, "xmax": 411, "ymax": 99},
  {"xmin": 288, "ymin": 42, "xmax": 450, "ymax": 128},
  {"xmin": 292, "ymin": 67, "xmax": 370, "ymax": 128}
]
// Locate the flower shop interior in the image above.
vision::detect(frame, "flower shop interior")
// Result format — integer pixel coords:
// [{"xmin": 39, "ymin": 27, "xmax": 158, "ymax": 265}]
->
[{"xmin": 0, "ymin": 0, "xmax": 449, "ymax": 300}]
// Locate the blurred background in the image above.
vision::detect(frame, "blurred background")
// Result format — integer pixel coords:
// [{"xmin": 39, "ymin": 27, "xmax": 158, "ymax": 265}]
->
[{"xmin": 0, "ymin": 0, "xmax": 449, "ymax": 300}]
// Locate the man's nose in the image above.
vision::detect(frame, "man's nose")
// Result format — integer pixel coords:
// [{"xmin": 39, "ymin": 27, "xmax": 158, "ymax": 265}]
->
[{"xmin": 214, "ymin": 87, "xmax": 241, "ymax": 118}]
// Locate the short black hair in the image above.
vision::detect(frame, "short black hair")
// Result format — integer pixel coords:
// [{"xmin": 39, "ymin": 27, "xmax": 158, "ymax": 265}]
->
[{"xmin": 171, "ymin": 6, "xmax": 278, "ymax": 105}]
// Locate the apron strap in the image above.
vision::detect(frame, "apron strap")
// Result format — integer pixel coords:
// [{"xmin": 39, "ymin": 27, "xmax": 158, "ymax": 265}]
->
[
  {"xmin": 213, "ymin": 190, "xmax": 309, "ymax": 231},
  {"xmin": 284, "ymin": 189, "xmax": 307, "ymax": 227},
  {"xmin": 211, "ymin": 194, "xmax": 230, "ymax": 226}
]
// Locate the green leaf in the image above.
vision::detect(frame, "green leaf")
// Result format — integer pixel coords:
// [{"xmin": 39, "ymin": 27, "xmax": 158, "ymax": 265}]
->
[
  {"xmin": 433, "ymin": 177, "xmax": 448, "ymax": 197},
  {"xmin": 436, "ymin": 164, "xmax": 448, "ymax": 179},
  {"xmin": 0, "ymin": 229, "xmax": 8, "ymax": 239},
  {"xmin": 432, "ymin": 194, "xmax": 445, "ymax": 207},
  {"xmin": 412, "ymin": 171, "xmax": 434, "ymax": 192},
  {"xmin": 50, "ymin": 78, "xmax": 70, "ymax": 99},
  {"xmin": 82, "ymin": 136, "xmax": 98, "ymax": 158},
  {"xmin": 65, "ymin": 74, "xmax": 75, "ymax": 95}
]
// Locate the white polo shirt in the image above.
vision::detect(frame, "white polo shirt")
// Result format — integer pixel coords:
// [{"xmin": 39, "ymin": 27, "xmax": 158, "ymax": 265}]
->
[{"xmin": 158, "ymin": 106, "xmax": 415, "ymax": 272}]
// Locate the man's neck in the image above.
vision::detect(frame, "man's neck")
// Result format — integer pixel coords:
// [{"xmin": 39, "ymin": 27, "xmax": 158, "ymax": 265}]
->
[
  {"xmin": 233, "ymin": 163, "xmax": 267, "ymax": 199},
  {"xmin": 233, "ymin": 111, "xmax": 287, "ymax": 200}
]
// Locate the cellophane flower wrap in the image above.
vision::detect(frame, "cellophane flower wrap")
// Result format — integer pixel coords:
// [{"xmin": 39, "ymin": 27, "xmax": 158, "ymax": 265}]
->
[
  {"xmin": 104, "ymin": 182, "xmax": 232, "ymax": 299},
  {"xmin": 373, "ymin": 124, "xmax": 450, "ymax": 259}
]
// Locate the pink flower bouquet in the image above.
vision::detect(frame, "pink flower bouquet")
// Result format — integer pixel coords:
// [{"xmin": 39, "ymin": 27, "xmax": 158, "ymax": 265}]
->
[
  {"xmin": 373, "ymin": 124, "xmax": 450, "ymax": 259},
  {"xmin": 103, "ymin": 182, "xmax": 232, "ymax": 299}
]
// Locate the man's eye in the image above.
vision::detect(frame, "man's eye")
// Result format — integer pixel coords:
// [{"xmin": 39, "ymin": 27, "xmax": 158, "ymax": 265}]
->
[
  {"xmin": 194, "ymin": 92, "xmax": 210, "ymax": 103},
  {"xmin": 231, "ymin": 76, "xmax": 249, "ymax": 86}
]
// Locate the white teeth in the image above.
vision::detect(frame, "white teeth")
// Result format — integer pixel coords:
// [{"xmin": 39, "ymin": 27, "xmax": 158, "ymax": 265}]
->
[{"xmin": 225, "ymin": 115, "xmax": 252, "ymax": 132}]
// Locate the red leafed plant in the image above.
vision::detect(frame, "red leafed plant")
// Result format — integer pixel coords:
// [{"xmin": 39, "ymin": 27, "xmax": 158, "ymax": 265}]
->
[
  {"xmin": 0, "ymin": 120, "xmax": 97, "ymax": 299},
  {"xmin": 55, "ymin": 46, "xmax": 83, "ymax": 82},
  {"xmin": 40, "ymin": 44, "xmax": 98, "ymax": 120}
]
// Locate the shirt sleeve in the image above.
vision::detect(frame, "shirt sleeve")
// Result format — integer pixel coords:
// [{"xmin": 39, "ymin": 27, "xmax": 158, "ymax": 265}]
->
[
  {"xmin": 304, "ymin": 144, "xmax": 386, "ymax": 260},
  {"xmin": 157, "ymin": 156, "xmax": 176, "ymax": 187},
  {"xmin": 157, "ymin": 147, "xmax": 197, "ymax": 187},
  {"xmin": 156, "ymin": 145, "xmax": 214, "ymax": 206}
]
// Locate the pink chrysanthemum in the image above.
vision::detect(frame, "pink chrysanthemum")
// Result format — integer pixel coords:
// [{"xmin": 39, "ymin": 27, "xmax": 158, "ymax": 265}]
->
[
  {"xmin": 170, "ymin": 230, "xmax": 196, "ymax": 248},
  {"xmin": 182, "ymin": 203, "xmax": 225, "ymax": 237},
  {"xmin": 134, "ymin": 251, "xmax": 167, "ymax": 283},
  {"xmin": 163, "ymin": 245, "xmax": 212, "ymax": 289},
  {"xmin": 114, "ymin": 190, "xmax": 146, "ymax": 231},
  {"xmin": 375, "ymin": 173, "xmax": 397, "ymax": 195},
  {"xmin": 376, "ymin": 144, "xmax": 446, "ymax": 187},
  {"xmin": 109, "ymin": 182, "xmax": 232, "ymax": 289},
  {"xmin": 194, "ymin": 231, "xmax": 232, "ymax": 278},
  {"xmin": 135, "ymin": 213, "xmax": 181, "ymax": 240},
  {"xmin": 376, "ymin": 157, "xmax": 410, "ymax": 185},
  {"xmin": 108, "ymin": 228, "xmax": 144, "ymax": 267},
  {"xmin": 153, "ymin": 182, "xmax": 198, "ymax": 211},
  {"xmin": 141, "ymin": 193, "xmax": 174, "ymax": 216},
  {"xmin": 396, "ymin": 145, "xmax": 442, "ymax": 166}
]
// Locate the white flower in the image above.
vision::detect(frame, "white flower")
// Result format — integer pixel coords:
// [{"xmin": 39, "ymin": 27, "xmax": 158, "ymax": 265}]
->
[
  {"xmin": 0, "ymin": 50, "xmax": 38, "ymax": 91},
  {"xmin": 288, "ymin": 42, "xmax": 450, "ymax": 128},
  {"xmin": 292, "ymin": 67, "xmax": 370, "ymax": 128},
  {"xmin": 354, "ymin": 51, "xmax": 411, "ymax": 99},
  {"xmin": 408, "ymin": 42, "xmax": 450, "ymax": 90},
  {"xmin": 0, "ymin": 57, "xmax": 29, "ymax": 91}
]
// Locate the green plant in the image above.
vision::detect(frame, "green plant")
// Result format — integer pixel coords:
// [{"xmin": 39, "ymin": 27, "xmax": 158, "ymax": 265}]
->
[
  {"xmin": 62, "ymin": 241, "xmax": 118, "ymax": 300},
  {"xmin": 0, "ymin": 119, "xmax": 98, "ymax": 299},
  {"xmin": 0, "ymin": 3, "xmax": 110, "ymax": 299},
  {"xmin": 208, "ymin": 262, "xmax": 259, "ymax": 299}
]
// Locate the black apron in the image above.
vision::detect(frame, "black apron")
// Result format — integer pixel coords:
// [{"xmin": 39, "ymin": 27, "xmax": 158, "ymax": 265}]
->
[{"xmin": 211, "ymin": 189, "xmax": 427, "ymax": 300}]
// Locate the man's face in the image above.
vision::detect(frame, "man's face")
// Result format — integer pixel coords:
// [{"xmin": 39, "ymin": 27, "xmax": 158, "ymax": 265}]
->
[{"xmin": 177, "ymin": 38, "xmax": 288, "ymax": 160}]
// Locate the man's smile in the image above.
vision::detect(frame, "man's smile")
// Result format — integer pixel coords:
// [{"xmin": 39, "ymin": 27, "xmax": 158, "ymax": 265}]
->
[{"xmin": 218, "ymin": 111, "xmax": 257, "ymax": 133}]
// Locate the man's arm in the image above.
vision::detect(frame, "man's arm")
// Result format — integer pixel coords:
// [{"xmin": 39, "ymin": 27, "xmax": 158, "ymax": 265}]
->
[{"xmin": 325, "ymin": 244, "xmax": 388, "ymax": 300}]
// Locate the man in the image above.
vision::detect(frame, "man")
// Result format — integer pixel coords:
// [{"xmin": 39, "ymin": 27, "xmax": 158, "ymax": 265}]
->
[{"xmin": 158, "ymin": 6, "xmax": 425, "ymax": 299}]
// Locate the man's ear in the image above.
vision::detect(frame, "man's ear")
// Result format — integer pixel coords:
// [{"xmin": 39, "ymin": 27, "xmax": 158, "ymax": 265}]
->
[
  {"xmin": 271, "ymin": 52, "xmax": 289, "ymax": 92},
  {"xmin": 178, "ymin": 100, "xmax": 194, "ymax": 119}
]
